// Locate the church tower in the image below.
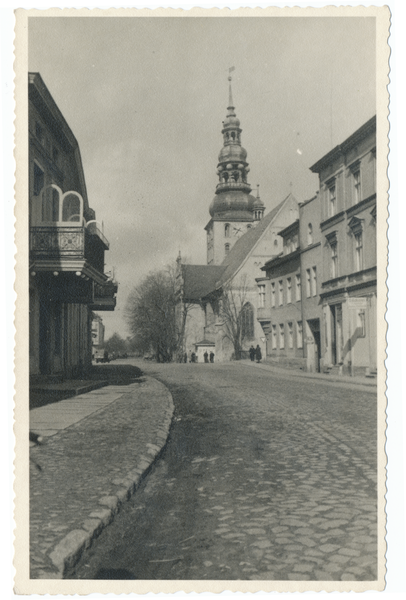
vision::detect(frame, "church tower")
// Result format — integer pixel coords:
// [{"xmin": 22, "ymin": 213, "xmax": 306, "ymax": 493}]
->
[{"xmin": 205, "ymin": 74, "xmax": 265, "ymax": 265}]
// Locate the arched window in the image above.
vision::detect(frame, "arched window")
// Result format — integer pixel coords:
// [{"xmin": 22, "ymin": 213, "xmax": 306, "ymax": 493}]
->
[
  {"xmin": 62, "ymin": 192, "xmax": 83, "ymax": 224},
  {"xmin": 241, "ymin": 302, "xmax": 255, "ymax": 340},
  {"xmin": 307, "ymin": 223, "xmax": 313, "ymax": 246},
  {"xmin": 225, "ymin": 223, "xmax": 230, "ymax": 238},
  {"xmin": 225, "ymin": 243, "xmax": 230, "ymax": 256},
  {"xmin": 41, "ymin": 185, "xmax": 60, "ymax": 222}
]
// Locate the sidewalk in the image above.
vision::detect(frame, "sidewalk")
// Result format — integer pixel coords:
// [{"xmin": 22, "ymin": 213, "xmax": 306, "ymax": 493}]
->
[
  {"xmin": 29, "ymin": 368, "xmax": 174, "ymax": 579},
  {"xmin": 241, "ymin": 360, "xmax": 378, "ymax": 391}
]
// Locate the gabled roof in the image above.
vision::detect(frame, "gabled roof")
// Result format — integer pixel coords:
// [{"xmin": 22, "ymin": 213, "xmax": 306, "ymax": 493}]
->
[
  {"xmin": 217, "ymin": 193, "xmax": 296, "ymax": 287},
  {"xmin": 29, "ymin": 72, "xmax": 89, "ymax": 210},
  {"xmin": 181, "ymin": 264, "xmax": 226, "ymax": 301}
]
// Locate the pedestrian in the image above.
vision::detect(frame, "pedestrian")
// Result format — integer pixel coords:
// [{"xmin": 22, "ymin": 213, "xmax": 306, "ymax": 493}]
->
[
  {"xmin": 204, "ymin": 351, "xmax": 209, "ymax": 363},
  {"xmin": 210, "ymin": 351, "xmax": 214, "ymax": 363},
  {"xmin": 191, "ymin": 351, "xmax": 196, "ymax": 363},
  {"xmin": 184, "ymin": 352, "xmax": 187, "ymax": 363},
  {"xmin": 249, "ymin": 345, "xmax": 255, "ymax": 361},
  {"xmin": 255, "ymin": 344, "xmax": 262, "ymax": 363}
]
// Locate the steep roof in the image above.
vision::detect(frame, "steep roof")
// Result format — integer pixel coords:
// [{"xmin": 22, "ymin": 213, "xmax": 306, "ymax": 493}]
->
[
  {"xmin": 217, "ymin": 194, "xmax": 296, "ymax": 286},
  {"xmin": 181, "ymin": 264, "xmax": 226, "ymax": 301}
]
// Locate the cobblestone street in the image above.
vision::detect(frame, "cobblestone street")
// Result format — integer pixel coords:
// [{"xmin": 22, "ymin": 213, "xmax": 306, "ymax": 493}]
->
[{"xmin": 70, "ymin": 361, "xmax": 378, "ymax": 582}]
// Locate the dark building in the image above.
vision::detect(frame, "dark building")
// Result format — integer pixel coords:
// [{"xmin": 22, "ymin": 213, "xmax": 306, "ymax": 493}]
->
[{"xmin": 29, "ymin": 73, "xmax": 117, "ymax": 378}]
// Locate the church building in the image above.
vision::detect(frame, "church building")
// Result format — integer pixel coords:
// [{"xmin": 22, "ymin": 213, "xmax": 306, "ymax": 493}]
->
[{"xmin": 177, "ymin": 76, "xmax": 299, "ymax": 362}]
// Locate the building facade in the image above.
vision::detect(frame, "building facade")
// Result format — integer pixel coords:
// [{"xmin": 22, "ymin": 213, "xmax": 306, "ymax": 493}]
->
[
  {"xmin": 258, "ymin": 220, "xmax": 304, "ymax": 368},
  {"xmin": 298, "ymin": 192, "xmax": 323, "ymax": 372},
  {"xmin": 29, "ymin": 73, "xmax": 117, "ymax": 379},
  {"xmin": 310, "ymin": 116, "xmax": 376, "ymax": 376}
]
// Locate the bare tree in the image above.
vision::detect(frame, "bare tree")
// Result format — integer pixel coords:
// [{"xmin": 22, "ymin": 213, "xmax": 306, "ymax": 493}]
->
[
  {"xmin": 125, "ymin": 269, "xmax": 178, "ymax": 362},
  {"xmin": 125, "ymin": 264, "xmax": 194, "ymax": 363},
  {"xmin": 218, "ymin": 275, "xmax": 254, "ymax": 360}
]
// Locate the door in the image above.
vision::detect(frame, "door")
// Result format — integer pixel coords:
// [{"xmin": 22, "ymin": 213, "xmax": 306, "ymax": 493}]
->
[
  {"xmin": 330, "ymin": 304, "xmax": 342, "ymax": 365},
  {"xmin": 39, "ymin": 299, "xmax": 51, "ymax": 374}
]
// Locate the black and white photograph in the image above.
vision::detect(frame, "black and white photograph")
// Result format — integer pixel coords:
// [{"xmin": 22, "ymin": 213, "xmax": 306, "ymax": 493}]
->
[{"xmin": 12, "ymin": 6, "xmax": 392, "ymax": 594}]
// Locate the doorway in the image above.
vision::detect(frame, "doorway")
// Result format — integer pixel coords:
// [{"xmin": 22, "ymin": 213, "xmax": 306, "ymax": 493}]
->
[{"xmin": 330, "ymin": 304, "xmax": 343, "ymax": 365}]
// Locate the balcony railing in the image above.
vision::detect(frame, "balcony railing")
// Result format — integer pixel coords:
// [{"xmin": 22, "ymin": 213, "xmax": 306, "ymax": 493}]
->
[
  {"xmin": 215, "ymin": 181, "xmax": 252, "ymax": 193},
  {"xmin": 30, "ymin": 225, "xmax": 108, "ymax": 280}
]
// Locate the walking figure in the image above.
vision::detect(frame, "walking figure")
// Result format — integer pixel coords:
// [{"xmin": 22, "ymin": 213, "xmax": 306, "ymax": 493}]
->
[
  {"xmin": 255, "ymin": 344, "xmax": 262, "ymax": 363},
  {"xmin": 210, "ymin": 351, "xmax": 215, "ymax": 363},
  {"xmin": 204, "ymin": 351, "xmax": 209, "ymax": 363},
  {"xmin": 249, "ymin": 345, "xmax": 255, "ymax": 361}
]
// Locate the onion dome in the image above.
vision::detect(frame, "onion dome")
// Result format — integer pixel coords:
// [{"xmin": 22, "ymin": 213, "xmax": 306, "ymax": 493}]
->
[{"xmin": 210, "ymin": 74, "xmax": 257, "ymax": 220}]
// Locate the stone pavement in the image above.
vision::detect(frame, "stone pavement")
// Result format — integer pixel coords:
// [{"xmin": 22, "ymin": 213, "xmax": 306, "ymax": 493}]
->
[{"xmin": 29, "ymin": 373, "xmax": 174, "ymax": 579}]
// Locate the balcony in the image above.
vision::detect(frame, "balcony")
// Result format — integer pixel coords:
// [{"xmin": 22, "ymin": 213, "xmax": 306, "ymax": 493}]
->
[
  {"xmin": 215, "ymin": 181, "xmax": 252, "ymax": 194},
  {"xmin": 30, "ymin": 225, "xmax": 108, "ymax": 284},
  {"xmin": 257, "ymin": 306, "xmax": 272, "ymax": 322},
  {"xmin": 90, "ymin": 280, "xmax": 118, "ymax": 311}
]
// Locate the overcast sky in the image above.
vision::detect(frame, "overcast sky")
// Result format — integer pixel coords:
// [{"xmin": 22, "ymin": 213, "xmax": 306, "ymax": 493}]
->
[{"xmin": 29, "ymin": 16, "xmax": 376, "ymax": 338}]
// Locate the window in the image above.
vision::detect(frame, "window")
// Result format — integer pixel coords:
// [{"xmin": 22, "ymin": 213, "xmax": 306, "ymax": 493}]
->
[
  {"xmin": 35, "ymin": 121, "xmax": 44, "ymax": 143},
  {"xmin": 354, "ymin": 232, "xmax": 363, "ymax": 271},
  {"xmin": 288, "ymin": 322, "xmax": 293, "ymax": 349},
  {"xmin": 62, "ymin": 193, "xmax": 82, "ymax": 222},
  {"xmin": 331, "ymin": 242, "xmax": 338, "ymax": 278},
  {"xmin": 307, "ymin": 223, "xmax": 313, "ymax": 246},
  {"xmin": 225, "ymin": 223, "xmax": 230, "ymax": 238},
  {"xmin": 272, "ymin": 325, "xmax": 277, "ymax": 349},
  {"xmin": 241, "ymin": 303, "xmax": 255, "ymax": 340},
  {"xmin": 295, "ymin": 274, "xmax": 301, "ymax": 301},
  {"xmin": 33, "ymin": 162, "xmax": 44, "ymax": 196},
  {"xmin": 279, "ymin": 324, "xmax": 285, "ymax": 349},
  {"xmin": 357, "ymin": 309, "xmax": 366, "ymax": 337},
  {"xmin": 225, "ymin": 243, "xmax": 230, "ymax": 256},
  {"xmin": 287, "ymin": 277, "xmax": 292, "ymax": 303},
  {"xmin": 328, "ymin": 183, "xmax": 336, "ymax": 217},
  {"xmin": 297, "ymin": 321, "xmax": 303, "ymax": 349},
  {"xmin": 258, "ymin": 285, "xmax": 265, "ymax": 308},
  {"xmin": 353, "ymin": 169, "xmax": 361, "ymax": 204},
  {"xmin": 271, "ymin": 282, "xmax": 276, "ymax": 307},
  {"xmin": 41, "ymin": 186, "xmax": 59, "ymax": 222},
  {"xmin": 306, "ymin": 269, "xmax": 311, "ymax": 298},
  {"xmin": 52, "ymin": 145, "xmax": 59, "ymax": 165},
  {"xmin": 311, "ymin": 267, "xmax": 317, "ymax": 297},
  {"xmin": 278, "ymin": 280, "xmax": 283, "ymax": 306}
]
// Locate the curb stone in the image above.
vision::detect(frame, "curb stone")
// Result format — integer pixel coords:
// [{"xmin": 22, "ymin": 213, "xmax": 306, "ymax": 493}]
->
[{"xmin": 33, "ymin": 376, "xmax": 175, "ymax": 579}]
